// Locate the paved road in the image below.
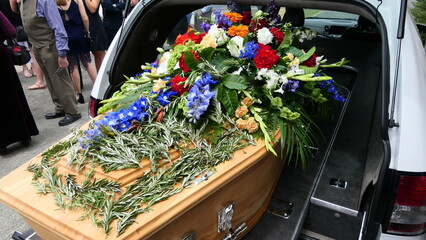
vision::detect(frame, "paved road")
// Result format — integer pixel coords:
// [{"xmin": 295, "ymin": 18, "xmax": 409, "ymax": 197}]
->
[{"xmin": 0, "ymin": 65, "xmax": 93, "ymax": 239}]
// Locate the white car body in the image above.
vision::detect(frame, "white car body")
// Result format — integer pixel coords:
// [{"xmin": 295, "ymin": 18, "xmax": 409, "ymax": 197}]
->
[{"xmin": 90, "ymin": 0, "xmax": 426, "ymax": 239}]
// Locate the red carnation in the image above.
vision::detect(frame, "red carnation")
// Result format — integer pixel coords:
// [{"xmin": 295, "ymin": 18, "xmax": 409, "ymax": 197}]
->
[
  {"xmin": 179, "ymin": 50, "xmax": 200, "ymax": 73},
  {"xmin": 269, "ymin": 27, "xmax": 284, "ymax": 44},
  {"xmin": 253, "ymin": 44, "xmax": 279, "ymax": 69},
  {"xmin": 242, "ymin": 11, "xmax": 252, "ymax": 25},
  {"xmin": 251, "ymin": 18, "xmax": 268, "ymax": 31},
  {"xmin": 302, "ymin": 53, "xmax": 318, "ymax": 67},
  {"xmin": 175, "ymin": 31, "xmax": 206, "ymax": 46},
  {"xmin": 171, "ymin": 75, "xmax": 191, "ymax": 95}
]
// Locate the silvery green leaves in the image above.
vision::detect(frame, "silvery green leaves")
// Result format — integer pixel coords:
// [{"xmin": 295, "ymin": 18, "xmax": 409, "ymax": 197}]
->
[{"xmin": 31, "ymin": 117, "xmax": 252, "ymax": 236}]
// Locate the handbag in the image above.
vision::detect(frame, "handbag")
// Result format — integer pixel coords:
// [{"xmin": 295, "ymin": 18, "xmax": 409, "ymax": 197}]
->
[
  {"xmin": 15, "ymin": 26, "xmax": 28, "ymax": 42},
  {"xmin": 8, "ymin": 39, "xmax": 31, "ymax": 65}
]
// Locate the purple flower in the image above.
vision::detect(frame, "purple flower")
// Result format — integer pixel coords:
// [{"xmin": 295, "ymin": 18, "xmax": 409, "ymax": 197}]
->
[
  {"xmin": 213, "ymin": 9, "xmax": 232, "ymax": 29},
  {"xmin": 240, "ymin": 41, "xmax": 259, "ymax": 59},
  {"xmin": 267, "ymin": 0, "xmax": 281, "ymax": 24},
  {"xmin": 284, "ymin": 80, "xmax": 300, "ymax": 92},
  {"xmin": 200, "ymin": 22, "xmax": 211, "ymax": 32}
]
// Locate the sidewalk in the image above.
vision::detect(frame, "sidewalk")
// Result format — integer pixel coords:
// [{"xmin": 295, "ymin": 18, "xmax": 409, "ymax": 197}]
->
[{"xmin": 0, "ymin": 64, "xmax": 93, "ymax": 240}]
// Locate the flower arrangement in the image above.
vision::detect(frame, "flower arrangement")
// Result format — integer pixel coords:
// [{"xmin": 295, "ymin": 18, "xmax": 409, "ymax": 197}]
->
[{"xmin": 28, "ymin": 2, "xmax": 349, "ymax": 236}]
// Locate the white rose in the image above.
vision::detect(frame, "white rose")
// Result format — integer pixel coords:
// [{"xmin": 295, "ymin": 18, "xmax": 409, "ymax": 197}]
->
[
  {"xmin": 227, "ymin": 36, "xmax": 244, "ymax": 58},
  {"xmin": 257, "ymin": 27, "xmax": 273, "ymax": 45},
  {"xmin": 208, "ymin": 25, "xmax": 229, "ymax": 46}
]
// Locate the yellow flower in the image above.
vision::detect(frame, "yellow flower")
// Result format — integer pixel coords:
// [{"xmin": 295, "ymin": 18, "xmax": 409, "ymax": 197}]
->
[
  {"xmin": 291, "ymin": 57, "xmax": 300, "ymax": 67},
  {"xmin": 227, "ymin": 25, "xmax": 249, "ymax": 38},
  {"xmin": 223, "ymin": 12, "xmax": 243, "ymax": 23},
  {"xmin": 287, "ymin": 53, "xmax": 294, "ymax": 60},
  {"xmin": 200, "ymin": 33, "xmax": 217, "ymax": 48},
  {"xmin": 236, "ymin": 118, "xmax": 248, "ymax": 130},
  {"xmin": 235, "ymin": 105, "xmax": 249, "ymax": 118},
  {"xmin": 246, "ymin": 117, "xmax": 259, "ymax": 133}
]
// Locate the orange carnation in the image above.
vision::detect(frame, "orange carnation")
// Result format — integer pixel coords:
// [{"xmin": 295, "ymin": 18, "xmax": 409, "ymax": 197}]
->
[
  {"xmin": 223, "ymin": 12, "xmax": 243, "ymax": 23},
  {"xmin": 227, "ymin": 25, "xmax": 249, "ymax": 38}
]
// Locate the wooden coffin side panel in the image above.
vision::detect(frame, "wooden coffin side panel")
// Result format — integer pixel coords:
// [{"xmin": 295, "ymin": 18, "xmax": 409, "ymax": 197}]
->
[
  {"xmin": 0, "ymin": 133, "xmax": 284, "ymax": 239},
  {"xmin": 146, "ymin": 146, "xmax": 285, "ymax": 240}
]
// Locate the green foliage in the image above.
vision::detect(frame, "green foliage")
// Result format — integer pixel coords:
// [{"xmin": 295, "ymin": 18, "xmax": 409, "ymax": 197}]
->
[
  {"xmin": 222, "ymin": 74, "xmax": 248, "ymax": 90},
  {"xmin": 217, "ymin": 85, "xmax": 239, "ymax": 115},
  {"xmin": 412, "ymin": 0, "xmax": 426, "ymax": 24}
]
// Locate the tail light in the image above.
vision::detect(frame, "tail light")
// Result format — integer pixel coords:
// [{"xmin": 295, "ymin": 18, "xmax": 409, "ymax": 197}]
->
[
  {"xmin": 386, "ymin": 175, "xmax": 426, "ymax": 235},
  {"xmin": 88, "ymin": 96, "xmax": 102, "ymax": 119}
]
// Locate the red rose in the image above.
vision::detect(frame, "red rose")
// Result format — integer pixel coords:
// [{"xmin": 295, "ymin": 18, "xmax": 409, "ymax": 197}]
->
[
  {"xmin": 171, "ymin": 75, "xmax": 191, "ymax": 95},
  {"xmin": 253, "ymin": 44, "xmax": 279, "ymax": 69},
  {"xmin": 269, "ymin": 27, "xmax": 284, "ymax": 44},
  {"xmin": 179, "ymin": 50, "xmax": 200, "ymax": 73},
  {"xmin": 242, "ymin": 11, "xmax": 252, "ymax": 25},
  {"xmin": 251, "ymin": 18, "xmax": 268, "ymax": 31},
  {"xmin": 302, "ymin": 53, "xmax": 318, "ymax": 67}
]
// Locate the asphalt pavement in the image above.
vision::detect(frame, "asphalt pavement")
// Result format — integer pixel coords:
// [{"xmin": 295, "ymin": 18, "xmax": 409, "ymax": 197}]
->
[{"xmin": 0, "ymin": 64, "xmax": 93, "ymax": 240}]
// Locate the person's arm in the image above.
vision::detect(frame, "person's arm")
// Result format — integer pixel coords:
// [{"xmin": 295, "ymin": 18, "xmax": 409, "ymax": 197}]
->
[
  {"xmin": 77, "ymin": 0, "xmax": 89, "ymax": 32},
  {"xmin": 38, "ymin": 0, "xmax": 69, "ymax": 67},
  {"xmin": 84, "ymin": 0, "xmax": 100, "ymax": 14},
  {"xmin": 0, "ymin": 11, "xmax": 16, "ymax": 40},
  {"xmin": 130, "ymin": 0, "xmax": 138, "ymax": 8},
  {"xmin": 9, "ymin": 0, "xmax": 19, "ymax": 13}
]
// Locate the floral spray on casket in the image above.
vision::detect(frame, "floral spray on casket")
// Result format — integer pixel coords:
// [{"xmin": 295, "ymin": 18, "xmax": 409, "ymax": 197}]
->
[{"xmin": 29, "ymin": 1, "xmax": 349, "ymax": 236}]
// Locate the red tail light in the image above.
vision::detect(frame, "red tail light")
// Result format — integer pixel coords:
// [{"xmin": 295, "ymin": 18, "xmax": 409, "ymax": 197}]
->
[
  {"xmin": 89, "ymin": 96, "xmax": 101, "ymax": 119},
  {"xmin": 387, "ymin": 175, "xmax": 426, "ymax": 235}
]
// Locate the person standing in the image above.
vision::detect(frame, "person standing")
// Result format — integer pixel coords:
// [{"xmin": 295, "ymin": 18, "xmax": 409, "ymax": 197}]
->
[
  {"xmin": 57, "ymin": 0, "xmax": 97, "ymax": 104},
  {"xmin": 0, "ymin": 10, "xmax": 38, "ymax": 154},
  {"xmin": 1, "ymin": 0, "xmax": 45, "ymax": 87},
  {"xmin": 12, "ymin": 0, "xmax": 82, "ymax": 126},
  {"xmin": 101, "ymin": 0, "xmax": 124, "ymax": 46},
  {"xmin": 83, "ymin": 0, "xmax": 108, "ymax": 71}
]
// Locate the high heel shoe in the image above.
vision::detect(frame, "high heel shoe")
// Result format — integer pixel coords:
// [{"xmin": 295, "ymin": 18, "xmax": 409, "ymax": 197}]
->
[{"xmin": 77, "ymin": 93, "xmax": 85, "ymax": 104}]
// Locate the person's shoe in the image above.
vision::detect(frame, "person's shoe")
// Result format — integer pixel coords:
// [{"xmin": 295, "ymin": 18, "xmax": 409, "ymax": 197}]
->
[
  {"xmin": 77, "ymin": 93, "xmax": 85, "ymax": 104},
  {"xmin": 0, "ymin": 147, "xmax": 7, "ymax": 155},
  {"xmin": 45, "ymin": 112, "xmax": 66, "ymax": 119},
  {"xmin": 58, "ymin": 115, "xmax": 81, "ymax": 126}
]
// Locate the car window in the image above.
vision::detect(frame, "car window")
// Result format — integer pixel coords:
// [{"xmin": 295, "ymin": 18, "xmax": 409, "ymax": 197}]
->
[{"xmin": 303, "ymin": 9, "xmax": 359, "ymax": 39}]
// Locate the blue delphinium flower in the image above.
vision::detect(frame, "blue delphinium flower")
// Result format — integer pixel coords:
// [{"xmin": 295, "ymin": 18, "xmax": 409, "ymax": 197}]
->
[
  {"xmin": 187, "ymin": 73, "xmax": 217, "ymax": 123},
  {"xmin": 240, "ymin": 41, "xmax": 260, "ymax": 59},
  {"xmin": 158, "ymin": 90, "xmax": 178, "ymax": 106},
  {"xmin": 319, "ymin": 80, "xmax": 346, "ymax": 102},
  {"xmin": 319, "ymin": 79, "xmax": 333, "ymax": 88},
  {"xmin": 81, "ymin": 97, "xmax": 151, "ymax": 147}
]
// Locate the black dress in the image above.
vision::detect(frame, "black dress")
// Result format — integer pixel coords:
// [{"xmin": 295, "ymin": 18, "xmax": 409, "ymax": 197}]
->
[
  {"xmin": 83, "ymin": 0, "xmax": 108, "ymax": 51},
  {"xmin": 0, "ymin": 34, "xmax": 39, "ymax": 150},
  {"xmin": 58, "ymin": 0, "xmax": 90, "ymax": 55}
]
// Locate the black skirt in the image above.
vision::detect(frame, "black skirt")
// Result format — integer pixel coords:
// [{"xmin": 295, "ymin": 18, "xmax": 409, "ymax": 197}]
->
[{"xmin": 0, "ymin": 44, "xmax": 39, "ymax": 148}]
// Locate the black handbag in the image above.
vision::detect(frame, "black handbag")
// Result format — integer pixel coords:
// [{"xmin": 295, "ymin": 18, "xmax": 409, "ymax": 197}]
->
[
  {"xmin": 8, "ymin": 39, "xmax": 31, "ymax": 65},
  {"xmin": 15, "ymin": 26, "xmax": 28, "ymax": 42}
]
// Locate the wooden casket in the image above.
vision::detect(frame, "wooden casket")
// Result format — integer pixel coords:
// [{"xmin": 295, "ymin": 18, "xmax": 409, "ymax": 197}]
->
[{"xmin": 0, "ymin": 121, "xmax": 285, "ymax": 240}]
